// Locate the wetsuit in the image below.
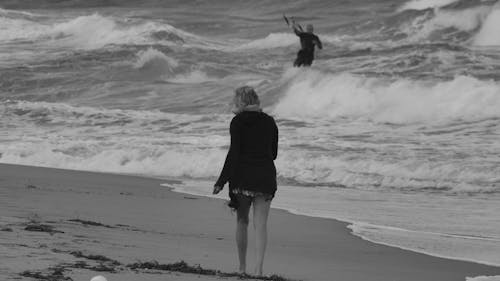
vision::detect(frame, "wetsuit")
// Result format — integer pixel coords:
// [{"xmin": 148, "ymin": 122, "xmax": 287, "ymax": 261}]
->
[{"xmin": 294, "ymin": 29, "xmax": 322, "ymax": 67}]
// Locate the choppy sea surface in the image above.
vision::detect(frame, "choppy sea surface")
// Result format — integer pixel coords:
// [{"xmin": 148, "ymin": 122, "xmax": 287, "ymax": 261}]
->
[{"xmin": 1, "ymin": 0, "xmax": 499, "ymax": 277}]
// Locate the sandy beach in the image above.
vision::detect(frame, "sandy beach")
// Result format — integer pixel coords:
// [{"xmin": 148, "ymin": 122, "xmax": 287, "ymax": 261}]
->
[{"xmin": 0, "ymin": 163, "xmax": 498, "ymax": 281}]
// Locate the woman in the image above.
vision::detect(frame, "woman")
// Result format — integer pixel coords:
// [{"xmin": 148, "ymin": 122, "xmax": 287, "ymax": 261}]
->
[{"xmin": 213, "ymin": 86, "xmax": 278, "ymax": 276}]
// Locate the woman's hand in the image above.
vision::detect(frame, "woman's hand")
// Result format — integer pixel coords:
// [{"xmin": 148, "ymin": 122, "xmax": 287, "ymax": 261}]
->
[{"xmin": 213, "ymin": 185, "xmax": 223, "ymax": 194}]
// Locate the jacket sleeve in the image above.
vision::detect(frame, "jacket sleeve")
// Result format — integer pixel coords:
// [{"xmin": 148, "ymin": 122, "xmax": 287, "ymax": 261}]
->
[
  {"xmin": 215, "ymin": 118, "xmax": 241, "ymax": 187},
  {"xmin": 271, "ymin": 118, "xmax": 278, "ymax": 160}
]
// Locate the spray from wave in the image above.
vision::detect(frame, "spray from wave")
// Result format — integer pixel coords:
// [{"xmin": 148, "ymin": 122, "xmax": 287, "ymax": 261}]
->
[
  {"xmin": 473, "ymin": 4, "xmax": 500, "ymax": 46},
  {"xmin": 398, "ymin": 6, "xmax": 489, "ymax": 43}
]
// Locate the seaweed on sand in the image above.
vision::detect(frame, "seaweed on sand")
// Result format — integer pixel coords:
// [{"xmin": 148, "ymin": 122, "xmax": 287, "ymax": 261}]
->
[
  {"xmin": 24, "ymin": 223, "xmax": 64, "ymax": 234},
  {"xmin": 69, "ymin": 250, "xmax": 121, "ymax": 272},
  {"xmin": 20, "ymin": 265, "xmax": 73, "ymax": 281},
  {"xmin": 67, "ymin": 219, "xmax": 115, "ymax": 228},
  {"xmin": 127, "ymin": 260, "xmax": 301, "ymax": 281},
  {"xmin": 69, "ymin": 250, "xmax": 119, "ymax": 264}
]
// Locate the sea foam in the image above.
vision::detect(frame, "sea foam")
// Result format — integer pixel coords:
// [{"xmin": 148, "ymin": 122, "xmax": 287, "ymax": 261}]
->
[
  {"xmin": 0, "ymin": 12, "xmax": 212, "ymax": 49},
  {"xmin": 400, "ymin": 6, "xmax": 489, "ymax": 42},
  {"xmin": 273, "ymin": 69, "xmax": 500, "ymax": 124},
  {"xmin": 235, "ymin": 33, "xmax": 297, "ymax": 50},
  {"xmin": 133, "ymin": 48, "xmax": 178, "ymax": 70},
  {"xmin": 473, "ymin": 4, "xmax": 500, "ymax": 46},
  {"xmin": 467, "ymin": 276, "xmax": 500, "ymax": 281},
  {"xmin": 399, "ymin": 0, "xmax": 461, "ymax": 11}
]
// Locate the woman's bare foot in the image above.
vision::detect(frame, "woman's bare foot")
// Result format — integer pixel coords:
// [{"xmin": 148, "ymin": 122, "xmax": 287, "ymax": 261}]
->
[{"xmin": 254, "ymin": 268, "xmax": 263, "ymax": 276}]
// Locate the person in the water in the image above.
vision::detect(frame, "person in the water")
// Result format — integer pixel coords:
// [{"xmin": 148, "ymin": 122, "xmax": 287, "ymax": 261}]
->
[{"xmin": 291, "ymin": 20, "xmax": 322, "ymax": 67}]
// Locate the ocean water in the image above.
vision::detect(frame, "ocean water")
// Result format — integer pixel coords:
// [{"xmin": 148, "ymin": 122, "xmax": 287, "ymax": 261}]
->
[{"xmin": 1, "ymin": 0, "xmax": 499, "ymax": 277}]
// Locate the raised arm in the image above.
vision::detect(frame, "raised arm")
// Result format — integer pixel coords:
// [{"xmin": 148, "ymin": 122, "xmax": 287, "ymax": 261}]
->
[{"xmin": 291, "ymin": 18, "xmax": 303, "ymax": 36}]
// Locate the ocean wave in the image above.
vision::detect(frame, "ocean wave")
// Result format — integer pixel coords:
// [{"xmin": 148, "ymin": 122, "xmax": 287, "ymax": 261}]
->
[
  {"xmin": 467, "ymin": 276, "xmax": 500, "ymax": 281},
  {"xmin": 273, "ymin": 69, "xmax": 500, "ymax": 124},
  {"xmin": 0, "ymin": 142, "xmax": 226, "ymax": 179},
  {"xmin": 48, "ymin": 13, "xmax": 214, "ymax": 49},
  {"xmin": 0, "ymin": 100, "xmax": 210, "ymax": 127},
  {"xmin": 167, "ymin": 70, "xmax": 215, "ymax": 84},
  {"xmin": 2, "ymin": 133, "xmax": 498, "ymax": 194},
  {"xmin": 49, "ymin": 13, "xmax": 143, "ymax": 49},
  {"xmin": 235, "ymin": 33, "xmax": 297, "ymax": 50},
  {"xmin": 399, "ymin": 6, "xmax": 489, "ymax": 43},
  {"xmin": 2, "ymin": 100, "xmax": 499, "ymax": 194},
  {"xmin": 398, "ymin": 0, "xmax": 461, "ymax": 11},
  {"xmin": 129, "ymin": 47, "xmax": 215, "ymax": 83},
  {"xmin": 133, "ymin": 47, "xmax": 178, "ymax": 70},
  {"xmin": 0, "ymin": 100, "xmax": 229, "ymax": 177},
  {"xmin": 0, "ymin": 12, "xmax": 220, "ymax": 49},
  {"xmin": 0, "ymin": 16, "xmax": 48, "ymax": 42},
  {"xmin": 473, "ymin": 4, "xmax": 500, "ymax": 46},
  {"xmin": 275, "ymin": 150, "xmax": 500, "ymax": 194},
  {"xmin": 0, "ymin": 7, "xmax": 40, "ymax": 17},
  {"xmin": 233, "ymin": 32, "xmax": 362, "ymax": 51}
]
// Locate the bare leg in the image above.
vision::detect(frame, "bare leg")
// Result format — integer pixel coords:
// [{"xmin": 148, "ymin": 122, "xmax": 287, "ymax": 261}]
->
[
  {"xmin": 236, "ymin": 195, "xmax": 251, "ymax": 274},
  {"xmin": 253, "ymin": 197, "xmax": 271, "ymax": 276}
]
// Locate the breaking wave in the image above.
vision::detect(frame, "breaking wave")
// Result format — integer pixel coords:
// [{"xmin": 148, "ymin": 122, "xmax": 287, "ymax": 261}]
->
[
  {"xmin": 133, "ymin": 47, "xmax": 178, "ymax": 71},
  {"xmin": 1, "ymin": 99, "xmax": 499, "ymax": 194},
  {"xmin": 273, "ymin": 69, "xmax": 500, "ymax": 124},
  {"xmin": 473, "ymin": 4, "xmax": 500, "ymax": 46},
  {"xmin": 0, "ymin": 12, "xmax": 219, "ymax": 49},
  {"xmin": 398, "ymin": 6, "xmax": 489, "ymax": 43},
  {"xmin": 236, "ymin": 33, "xmax": 297, "ymax": 50},
  {"xmin": 398, "ymin": 0, "xmax": 461, "ymax": 11}
]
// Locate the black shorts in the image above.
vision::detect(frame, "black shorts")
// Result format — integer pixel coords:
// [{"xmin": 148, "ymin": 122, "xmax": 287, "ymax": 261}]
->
[
  {"xmin": 294, "ymin": 50, "xmax": 313, "ymax": 67},
  {"xmin": 228, "ymin": 188, "xmax": 274, "ymax": 210}
]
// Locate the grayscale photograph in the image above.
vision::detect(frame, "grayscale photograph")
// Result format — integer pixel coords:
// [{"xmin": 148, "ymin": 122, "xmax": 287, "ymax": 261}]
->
[{"xmin": 0, "ymin": 0, "xmax": 499, "ymax": 281}]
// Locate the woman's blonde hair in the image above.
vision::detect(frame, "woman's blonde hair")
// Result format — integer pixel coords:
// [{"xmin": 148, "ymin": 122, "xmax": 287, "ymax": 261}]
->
[{"xmin": 233, "ymin": 86, "xmax": 260, "ymax": 113}]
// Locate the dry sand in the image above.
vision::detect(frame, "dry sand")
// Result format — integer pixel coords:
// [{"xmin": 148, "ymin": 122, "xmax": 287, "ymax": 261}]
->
[{"xmin": 1, "ymin": 163, "xmax": 499, "ymax": 281}]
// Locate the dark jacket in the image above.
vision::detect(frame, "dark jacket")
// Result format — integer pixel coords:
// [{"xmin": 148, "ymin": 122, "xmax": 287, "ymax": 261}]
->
[{"xmin": 215, "ymin": 111, "xmax": 278, "ymax": 196}]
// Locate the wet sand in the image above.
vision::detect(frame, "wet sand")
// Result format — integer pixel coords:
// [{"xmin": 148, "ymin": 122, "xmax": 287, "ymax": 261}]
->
[{"xmin": 0, "ymin": 163, "xmax": 499, "ymax": 281}]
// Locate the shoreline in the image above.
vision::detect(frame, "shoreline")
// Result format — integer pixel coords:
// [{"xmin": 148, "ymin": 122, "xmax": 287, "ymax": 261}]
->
[
  {"xmin": 173, "ymin": 185, "xmax": 500, "ymax": 269},
  {"xmin": 1, "ymin": 163, "xmax": 500, "ymax": 281},
  {"xmin": 170, "ymin": 180, "xmax": 500, "ymax": 269}
]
